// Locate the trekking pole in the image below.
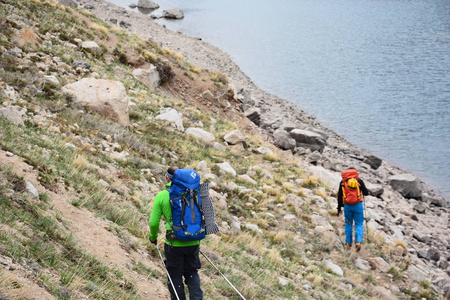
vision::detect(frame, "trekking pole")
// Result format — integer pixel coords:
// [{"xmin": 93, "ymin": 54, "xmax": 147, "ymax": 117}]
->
[
  {"xmin": 200, "ymin": 250, "xmax": 247, "ymax": 300},
  {"xmin": 363, "ymin": 200, "xmax": 370, "ymax": 244},
  {"xmin": 156, "ymin": 244, "xmax": 180, "ymax": 300}
]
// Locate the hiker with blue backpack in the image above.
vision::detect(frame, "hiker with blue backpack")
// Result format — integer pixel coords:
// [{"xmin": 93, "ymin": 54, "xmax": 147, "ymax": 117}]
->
[
  {"xmin": 149, "ymin": 166, "xmax": 206, "ymax": 300},
  {"xmin": 337, "ymin": 168, "xmax": 369, "ymax": 252}
]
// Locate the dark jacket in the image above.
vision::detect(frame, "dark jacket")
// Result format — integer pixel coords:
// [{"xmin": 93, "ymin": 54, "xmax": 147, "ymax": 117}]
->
[{"xmin": 337, "ymin": 178, "xmax": 369, "ymax": 212}]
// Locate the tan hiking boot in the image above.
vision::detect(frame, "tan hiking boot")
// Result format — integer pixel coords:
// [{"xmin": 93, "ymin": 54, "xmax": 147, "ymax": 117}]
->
[
  {"xmin": 355, "ymin": 243, "xmax": 361, "ymax": 252},
  {"xmin": 346, "ymin": 244, "xmax": 352, "ymax": 250}
]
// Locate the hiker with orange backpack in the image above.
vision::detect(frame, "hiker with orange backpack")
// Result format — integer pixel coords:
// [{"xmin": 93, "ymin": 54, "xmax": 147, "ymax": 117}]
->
[{"xmin": 337, "ymin": 168, "xmax": 369, "ymax": 252}]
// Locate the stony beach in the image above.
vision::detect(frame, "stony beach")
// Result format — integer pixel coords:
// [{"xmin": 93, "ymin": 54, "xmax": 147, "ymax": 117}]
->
[{"xmin": 80, "ymin": 0, "xmax": 447, "ymax": 202}]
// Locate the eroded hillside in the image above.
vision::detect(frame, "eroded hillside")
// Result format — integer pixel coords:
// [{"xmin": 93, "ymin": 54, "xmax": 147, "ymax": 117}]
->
[{"xmin": 0, "ymin": 0, "xmax": 448, "ymax": 299}]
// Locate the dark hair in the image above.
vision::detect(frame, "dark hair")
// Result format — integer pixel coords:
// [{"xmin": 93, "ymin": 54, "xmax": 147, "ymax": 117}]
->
[{"xmin": 167, "ymin": 166, "xmax": 179, "ymax": 176}]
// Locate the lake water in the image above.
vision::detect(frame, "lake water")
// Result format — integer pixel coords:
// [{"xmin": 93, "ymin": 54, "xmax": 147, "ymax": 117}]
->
[{"xmin": 108, "ymin": 0, "xmax": 450, "ymax": 199}]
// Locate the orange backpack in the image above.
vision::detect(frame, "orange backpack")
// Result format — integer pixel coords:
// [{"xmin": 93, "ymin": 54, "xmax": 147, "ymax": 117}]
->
[{"xmin": 341, "ymin": 169, "xmax": 363, "ymax": 205}]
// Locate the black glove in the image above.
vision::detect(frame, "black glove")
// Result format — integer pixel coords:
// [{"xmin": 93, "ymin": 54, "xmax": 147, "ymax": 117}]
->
[{"xmin": 150, "ymin": 238, "xmax": 157, "ymax": 245}]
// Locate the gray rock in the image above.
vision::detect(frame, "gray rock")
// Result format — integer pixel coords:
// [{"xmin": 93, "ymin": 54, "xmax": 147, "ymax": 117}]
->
[
  {"xmin": 418, "ymin": 250, "xmax": 429, "ymax": 260},
  {"xmin": 388, "ymin": 173, "xmax": 422, "ymax": 199},
  {"xmin": 413, "ymin": 203, "xmax": 426, "ymax": 214},
  {"xmin": 407, "ymin": 264, "xmax": 429, "ymax": 282},
  {"xmin": 290, "ymin": 129, "xmax": 327, "ymax": 153},
  {"xmin": 72, "ymin": 59, "xmax": 91, "ymax": 69},
  {"xmin": 185, "ymin": 128, "xmax": 215, "ymax": 144},
  {"xmin": 26, "ymin": 182, "xmax": 39, "ymax": 198},
  {"xmin": 428, "ymin": 248, "xmax": 441, "ymax": 262},
  {"xmin": 155, "ymin": 108, "xmax": 184, "ymax": 131},
  {"xmin": 162, "ymin": 8, "xmax": 184, "ymax": 19},
  {"xmin": 42, "ymin": 75, "xmax": 59, "ymax": 85},
  {"xmin": 323, "ymin": 260, "xmax": 343, "ymax": 276},
  {"xmin": 367, "ymin": 257, "xmax": 390, "ymax": 273},
  {"xmin": 244, "ymin": 108, "xmax": 261, "ymax": 126},
  {"xmin": 81, "ymin": 41, "xmax": 101, "ymax": 53},
  {"xmin": 133, "ymin": 66, "xmax": 161, "ymax": 89},
  {"xmin": 0, "ymin": 106, "xmax": 25, "ymax": 125},
  {"xmin": 273, "ymin": 129, "xmax": 296, "ymax": 150},
  {"xmin": 223, "ymin": 129, "xmax": 245, "ymax": 145},
  {"xmin": 62, "ymin": 78, "xmax": 129, "ymax": 126},
  {"xmin": 58, "ymin": 0, "xmax": 77, "ymax": 8},
  {"xmin": 363, "ymin": 153, "xmax": 382, "ymax": 170},
  {"xmin": 355, "ymin": 258, "xmax": 371, "ymax": 271},
  {"xmin": 366, "ymin": 182, "xmax": 384, "ymax": 197},
  {"xmin": 217, "ymin": 162, "xmax": 236, "ymax": 177},
  {"xmin": 137, "ymin": 0, "xmax": 159, "ymax": 9}
]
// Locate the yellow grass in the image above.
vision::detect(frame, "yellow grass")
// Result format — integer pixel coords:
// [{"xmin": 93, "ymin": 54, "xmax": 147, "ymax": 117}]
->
[
  {"xmin": 89, "ymin": 23, "xmax": 109, "ymax": 35},
  {"xmin": 189, "ymin": 66, "xmax": 202, "ymax": 74}
]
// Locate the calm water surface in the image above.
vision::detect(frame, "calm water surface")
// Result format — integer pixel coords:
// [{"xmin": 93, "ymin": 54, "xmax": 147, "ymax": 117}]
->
[{"xmin": 108, "ymin": 0, "xmax": 450, "ymax": 198}]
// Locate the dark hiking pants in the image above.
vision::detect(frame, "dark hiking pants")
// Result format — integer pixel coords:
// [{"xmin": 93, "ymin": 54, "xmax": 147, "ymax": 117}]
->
[{"xmin": 164, "ymin": 243, "xmax": 203, "ymax": 300}]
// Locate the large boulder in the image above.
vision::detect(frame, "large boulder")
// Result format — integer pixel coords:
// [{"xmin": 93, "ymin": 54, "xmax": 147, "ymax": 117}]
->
[
  {"xmin": 0, "ymin": 106, "xmax": 25, "ymax": 125},
  {"xmin": 162, "ymin": 8, "xmax": 184, "ymax": 19},
  {"xmin": 133, "ymin": 66, "xmax": 160, "ymax": 89},
  {"xmin": 244, "ymin": 107, "xmax": 261, "ymax": 126},
  {"xmin": 388, "ymin": 174, "xmax": 422, "ymax": 199},
  {"xmin": 137, "ymin": 0, "xmax": 159, "ymax": 9},
  {"xmin": 62, "ymin": 78, "xmax": 129, "ymax": 126},
  {"xmin": 155, "ymin": 108, "xmax": 184, "ymax": 131},
  {"xmin": 185, "ymin": 127, "xmax": 215, "ymax": 144},
  {"xmin": 81, "ymin": 41, "xmax": 101, "ymax": 54},
  {"xmin": 363, "ymin": 153, "xmax": 382, "ymax": 170},
  {"xmin": 223, "ymin": 129, "xmax": 245, "ymax": 145},
  {"xmin": 308, "ymin": 166, "xmax": 341, "ymax": 188},
  {"xmin": 273, "ymin": 129, "xmax": 296, "ymax": 150},
  {"xmin": 290, "ymin": 129, "xmax": 327, "ymax": 153}
]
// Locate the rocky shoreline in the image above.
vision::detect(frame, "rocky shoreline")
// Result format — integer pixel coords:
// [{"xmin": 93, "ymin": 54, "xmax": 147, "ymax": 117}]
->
[{"xmin": 79, "ymin": 0, "xmax": 447, "ymax": 203}]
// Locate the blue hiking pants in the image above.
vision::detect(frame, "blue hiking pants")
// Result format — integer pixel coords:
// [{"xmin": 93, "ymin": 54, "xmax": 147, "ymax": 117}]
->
[{"xmin": 344, "ymin": 202, "xmax": 364, "ymax": 245}]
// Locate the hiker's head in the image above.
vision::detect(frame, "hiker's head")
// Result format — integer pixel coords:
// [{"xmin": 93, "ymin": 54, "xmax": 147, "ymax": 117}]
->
[{"xmin": 165, "ymin": 166, "xmax": 179, "ymax": 182}]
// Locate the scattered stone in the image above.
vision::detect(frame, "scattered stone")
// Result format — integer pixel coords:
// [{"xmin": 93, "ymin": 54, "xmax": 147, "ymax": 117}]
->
[
  {"xmin": 133, "ymin": 66, "xmax": 161, "ymax": 89},
  {"xmin": 155, "ymin": 108, "xmax": 184, "ymax": 131},
  {"xmin": 162, "ymin": 8, "xmax": 184, "ymax": 19},
  {"xmin": 428, "ymin": 248, "xmax": 441, "ymax": 262},
  {"xmin": 388, "ymin": 174, "xmax": 422, "ymax": 199},
  {"xmin": 72, "ymin": 59, "xmax": 91, "ymax": 70},
  {"xmin": 26, "ymin": 182, "xmax": 39, "ymax": 198},
  {"xmin": 0, "ymin": 106, "xmax": 25, "ymax": 126},
  {"xmin": 137, "ymin": 0, "xmax": 159, "ymax": 9},
  {"xmin": 223, "ymin": 129, "xmax": 245, "ymax": 145},
  {"xmin": 62, "ymin": 78, "xmax": 129, "ymax": 126},
  {"xmin": 355, "ymin": 258, "xmax": 371, "ymax": 271},
  {"xmin": 81, "ymin": 41, "xmax": 101, "ymax": 53},
  {"xmin": 217, "ymin": 162, "xmax": 236, "ymax": 177},
  {"xmin": 368, "ymin": 257, "xmax": 390, "ymax": 273},
  {"xmin": 290, "ymin": 129, "xmax": 327, "ymax": 153},
  {"xmin": 273, "ymin": 129, "xmax": 296, "ymax": 150},
  {"xmin": 185, "ymin": 127, "xmax": 215, "ymax": 144},
  {"xmin": 323, "ymin": 260, "xmax": 343, "ymax": 276}
]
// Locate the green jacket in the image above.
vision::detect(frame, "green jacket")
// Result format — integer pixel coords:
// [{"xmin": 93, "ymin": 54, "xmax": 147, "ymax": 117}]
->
[{"xmin": 149, "ymin": 182, "xmax": 200, "ymax": 247}]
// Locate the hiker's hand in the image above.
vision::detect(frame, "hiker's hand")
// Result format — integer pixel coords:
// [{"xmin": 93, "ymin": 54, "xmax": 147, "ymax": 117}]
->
[{"xmin": 150, "ymin": 238, "xmax": 157, "ymax": 245}]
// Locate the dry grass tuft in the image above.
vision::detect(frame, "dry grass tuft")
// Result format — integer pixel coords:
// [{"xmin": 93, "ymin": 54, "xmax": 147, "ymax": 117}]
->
[{"xmin": 89, "ymin": 23, "xmax": 109, "ymax": 35}]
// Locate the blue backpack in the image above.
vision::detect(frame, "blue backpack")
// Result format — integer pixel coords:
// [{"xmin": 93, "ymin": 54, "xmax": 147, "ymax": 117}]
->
[{"xmin": 169, "ymin": 169, "xmax": 206, "ymax": 242}]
